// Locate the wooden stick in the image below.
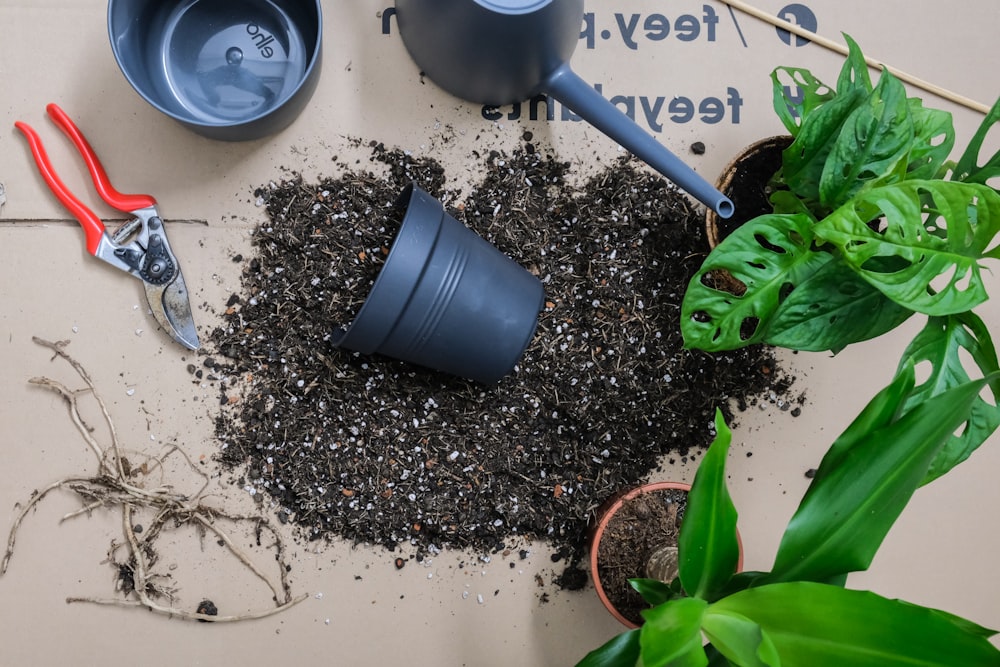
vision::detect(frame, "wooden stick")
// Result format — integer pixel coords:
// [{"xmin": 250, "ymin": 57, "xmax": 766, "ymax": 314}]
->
[{"xmin": 717, "ymin": 0, "xmax": 991, "ymax": 114}]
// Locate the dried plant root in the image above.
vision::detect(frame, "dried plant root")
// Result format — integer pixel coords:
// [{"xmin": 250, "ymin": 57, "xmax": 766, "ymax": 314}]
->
[{"xmin": 2, "ymin": 337, "xmax": 306, "ymax": 622}]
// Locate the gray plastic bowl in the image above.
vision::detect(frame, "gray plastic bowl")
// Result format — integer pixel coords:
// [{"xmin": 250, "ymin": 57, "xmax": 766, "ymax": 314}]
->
[{"xmin": 108, "ymin": 0, "xmax": 323, "ymax": 141}]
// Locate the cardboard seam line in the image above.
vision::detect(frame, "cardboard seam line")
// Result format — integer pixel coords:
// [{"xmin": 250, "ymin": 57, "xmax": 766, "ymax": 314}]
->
[
  {"xmin": 718, "ymin": 0, "xmax": 991, "ymax": 114},
  {"xmin": 0, "ymin": 218, "xmax": 210, "ymax": 226}
]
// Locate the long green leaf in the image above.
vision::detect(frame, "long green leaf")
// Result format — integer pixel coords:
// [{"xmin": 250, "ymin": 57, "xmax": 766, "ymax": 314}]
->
[
  {"xmin": 768, "ymin": 375, "xmax": 984, "ymax": 583},
  {"xmin": 819, "ymin": 70, "xmax": 914, "ymax": 209},
  {"xmin": 639, "ymin": 598, "xmax": 710, "ymax": 667},
  {"xmin": 679, "ymin": 410, "xmax": 740, "ymax": 601},
  {"xmin": 708, "ymin": 583, "xmax": 1000, "ymax": 666},
  {"xmin": 681, "ymin": 214, "xmax": 830, "ymax": 352},
  {"xmin": 897, "ymin": 313, "xmax": 1000, "ymax": 484},
  {"xmin": 835, "ymin": 34, "xmax": 874, "ymax": 96},
  {"xmin": 701, "ymin": 610, "xmax": 780, "ymax": 667},
  {"xmin": 764, "ymin": 256, "xmax": 914, "ymax": 353},
  {"xmin": 815, "ymin": 361, "xmax": 915, "ymax": 473},
  {"xmin": 815, "ymin": 180, "xmax": 1000, "ymax": 316},
  {"xmin": 576, "ymin": 629, "xmax": 641, "ymax": 667}
]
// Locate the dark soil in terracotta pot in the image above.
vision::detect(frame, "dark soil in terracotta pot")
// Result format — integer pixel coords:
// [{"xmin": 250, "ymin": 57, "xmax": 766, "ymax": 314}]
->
[
  {"xmin": 595, "ymin": 487, "xmax": 687, "ymax": 625},
  {"xmin": 202, "ymin": 136, "xmax": 802, "ymax": 575},
  {"xmin": 708, "ymin": 135, "xmax": 793, "ymax": 246}
]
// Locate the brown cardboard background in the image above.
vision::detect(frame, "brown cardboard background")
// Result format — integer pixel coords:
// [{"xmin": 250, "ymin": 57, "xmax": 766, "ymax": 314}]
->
[{"xmin": 1, "ymin": 1, "xmax": 999, "ymax": 665}]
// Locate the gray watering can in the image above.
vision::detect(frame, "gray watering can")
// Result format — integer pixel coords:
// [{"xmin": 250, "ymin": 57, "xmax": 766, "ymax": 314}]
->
[{"xmin": 393, "ymin": 0, "xmax": 735, "ymax": 219}]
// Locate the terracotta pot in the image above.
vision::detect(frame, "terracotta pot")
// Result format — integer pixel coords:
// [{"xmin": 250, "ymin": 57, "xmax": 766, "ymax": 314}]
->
[
  {"xmin": 705, "ymin": 135, "xmax": 793, "ymax": 249},
  {"xmin": 588, "ymin": 481, "xmax": 744, "ymax": 628}
]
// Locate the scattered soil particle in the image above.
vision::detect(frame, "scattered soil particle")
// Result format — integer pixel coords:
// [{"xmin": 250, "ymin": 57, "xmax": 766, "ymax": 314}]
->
[
  {"xmin": 196, "ymin": 599, "xmax": 219, "ymax": 620},
  {"xmin": 556, "ymin": 565, "xmax": 589, "ymax": 591},
  {"xmin": 207, "ymin": 140, "xmax": 798, "ymax": 566}
]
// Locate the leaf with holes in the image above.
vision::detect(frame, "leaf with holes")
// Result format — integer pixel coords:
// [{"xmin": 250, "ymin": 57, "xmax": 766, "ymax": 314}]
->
[
  {"xmin": 764, "ymin": 257, "xmax": 913, "ymax": 352},
  {"xmin": 819, "ymin": 70, "xmax": 914, "ymax": 210},
  {"xmin": 953, "ymin": 95, "xmax": 1000, "ymax": 186},
  {"xmin": 905, "ymin": 98, "xmax": 955, "ymax": 180},
  {"xmin": 781, "ymin": 88, "xmax": 868, "ymax": 210},
  {"xmin": 814, "ymin": 180, "xmax": 1000, "ymax": 316},
  {"xmin": 898, "ymin": 312, "xmax": 1000, "ymax": 484},
  {"xmin": 681, "ymin": 214, "xmax": 831, "ymax": 352},
  {"xmin": 770, "ymin": 66, "xmax": 835, "ymax": 136}
]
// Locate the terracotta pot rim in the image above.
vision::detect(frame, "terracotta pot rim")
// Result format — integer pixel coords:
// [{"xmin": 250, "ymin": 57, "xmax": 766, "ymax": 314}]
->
[{"xmin": 588, "ymin": 481, "xmax": 744, "ymax": 628}]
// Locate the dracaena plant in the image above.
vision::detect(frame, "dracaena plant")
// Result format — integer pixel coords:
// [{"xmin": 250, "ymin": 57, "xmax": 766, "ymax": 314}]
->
[
  {"xmin": 681, "ymin": 36, "xmax": 1000, "ymax": 484},
  {"xmin": 577, "ymin": 368, "xmax": 1000, "ymax": 667}
]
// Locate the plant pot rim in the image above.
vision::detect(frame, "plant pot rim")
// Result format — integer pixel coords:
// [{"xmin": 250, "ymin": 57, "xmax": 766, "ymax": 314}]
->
[{"xmin": 588, "ymin": 480, "xmax": 744, "ymax": 628}]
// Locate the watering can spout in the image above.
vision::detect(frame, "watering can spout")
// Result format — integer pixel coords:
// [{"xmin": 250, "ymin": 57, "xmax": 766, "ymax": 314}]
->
[{"xmin": 544, "ymin": 64, "xmax": 734, "ymax": 219}]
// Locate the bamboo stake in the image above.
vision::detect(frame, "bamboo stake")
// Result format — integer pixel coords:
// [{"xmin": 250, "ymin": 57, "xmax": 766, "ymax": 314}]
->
[{"xmin": 718, "ymin": 0, "xmax": 991, "ymax": 114}]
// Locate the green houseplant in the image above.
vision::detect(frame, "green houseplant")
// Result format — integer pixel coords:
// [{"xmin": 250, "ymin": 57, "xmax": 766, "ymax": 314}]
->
[
  {"xmin": 576, "ymin": 366, "xmax": 1000, "ymax": 666},
  {"xmin": 681, "ymin": 36, "xmax": 1000, "ymax": 483}
]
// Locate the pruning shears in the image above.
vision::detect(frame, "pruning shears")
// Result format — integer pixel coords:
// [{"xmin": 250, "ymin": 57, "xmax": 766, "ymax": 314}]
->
[{"xmin": 15, "ymin": 104, "xmax": 199, "ymax": 350}]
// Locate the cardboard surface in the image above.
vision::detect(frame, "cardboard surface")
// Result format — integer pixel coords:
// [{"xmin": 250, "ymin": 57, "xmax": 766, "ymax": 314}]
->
[{"xmin": 2, "ymin": 1, "xmax": 999, "ymax": 665}]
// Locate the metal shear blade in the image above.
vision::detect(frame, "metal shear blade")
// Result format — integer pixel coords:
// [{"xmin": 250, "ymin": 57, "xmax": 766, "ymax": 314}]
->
[{"xmin": 146, "ymin": 270, "xmax": 199, "ymax": 351}]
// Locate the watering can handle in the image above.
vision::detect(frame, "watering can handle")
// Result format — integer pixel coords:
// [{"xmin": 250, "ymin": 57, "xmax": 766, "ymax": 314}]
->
[{"xmin": 544, "ymin": 64, "xmax": 734, "ymax": 219}]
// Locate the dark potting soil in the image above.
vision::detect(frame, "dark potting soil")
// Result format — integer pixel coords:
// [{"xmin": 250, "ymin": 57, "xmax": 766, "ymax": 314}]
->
[
  {"xmin": 206, "ymin": 139, "xmax": 800, "ymax": 571},
  {"xmin": 713, "ymin": 135, "xmax": 792, "ymax": 243},
  {"xmin": 596, "ymin": 487, "xmax": 687, "ymax": 625}
]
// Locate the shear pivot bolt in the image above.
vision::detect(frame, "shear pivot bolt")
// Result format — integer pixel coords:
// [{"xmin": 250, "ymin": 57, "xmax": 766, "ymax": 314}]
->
[{"xmin": 148, "ymin": 259, "xmax": 167, "ymax": 278}]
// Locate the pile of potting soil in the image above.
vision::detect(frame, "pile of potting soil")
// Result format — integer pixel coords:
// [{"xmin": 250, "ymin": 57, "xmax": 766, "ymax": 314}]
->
[{"xmin": 206, "ymin": 138, "xmax": 799, "ymax": 566}]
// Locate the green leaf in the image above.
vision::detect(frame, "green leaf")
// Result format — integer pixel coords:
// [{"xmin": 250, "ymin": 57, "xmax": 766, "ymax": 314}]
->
[
  {"xmin": 953, "ymin": 95, "xmax": 1000, "ymax": 185},
  {"xmin": 905, "ymin": 98, "xmax": 955, "ymax": 180},
  {"xmin": 814, "ymin": 180, "xmax": 1000, "ymax": 316},
  {"xmin": 765, "ymin": 256, "xmax": 914, "ymax": 353},
  {"xmin": 576, "ymin": 629, "xmax": 641, "ymax": 667},
  {"xmin": 770, "ymin": 66, "xmax": 835, "ymax": 136},
  {"xmin": 781, "ymin": 87, "xmax": 868, "ymax": 209},
  {"xmin": 819, "ymin": 70, "xmax": 913, "ymax": 210},
  {"xmin": 631, "ymin": 578, "xmax": 680, "ymax": 607},
  {"xmin": 835, "ymin": 34, "xmax": 874, "ymax": 96},
  {"xmin": 679, "ymin": 410, "xmax": 740, "ymax": 601},
  {"xmin": 639, "ymin": 598, "xmax": 710, "ymax": 667},
  {"xmin": 680, "ymin": 214, "xmax": 831, "ymax": 352},
  {"xmin": 701, "ymin": 611, "xmax": 780, "ymax": 667},
  {"xmin": 897, "ymin": 313, "xmax": 1000, "ymax": 484},
  {"xmin": 711, "ymin": 571, "xmax": 770, "ymax": 600},
  {"xmin": 814, "ymin": 362, "xmax": 915, "ymax": 472},
  {"xmin": 709, "ymin": 583, "xmax": 1000, "ymax": 666},
  {"xmin": 767, "ymin": 190, "xmax": 815, "ymax": 218},
  {"xmin": 767, "ymin": 373, "xmax": 984, "ymax": 583},
  {"xmin": 919, "ymin": 604, "xmax": 1000, "ymax": 639}
]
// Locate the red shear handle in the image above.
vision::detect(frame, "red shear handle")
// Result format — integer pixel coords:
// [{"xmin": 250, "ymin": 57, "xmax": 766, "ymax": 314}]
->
[
  {"xmin": 14, "ymin": 120, "xmax": 106, "ymax": 255},
  {"xmin": 46, "ymin": 104, "xmax": 157, "ymax": 213}
]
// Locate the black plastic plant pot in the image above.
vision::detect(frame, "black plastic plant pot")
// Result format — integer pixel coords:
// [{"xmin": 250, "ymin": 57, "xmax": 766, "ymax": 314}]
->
[{"xmin": 330, "ymin": 183, "xmax": 545, "ymax": 384}]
